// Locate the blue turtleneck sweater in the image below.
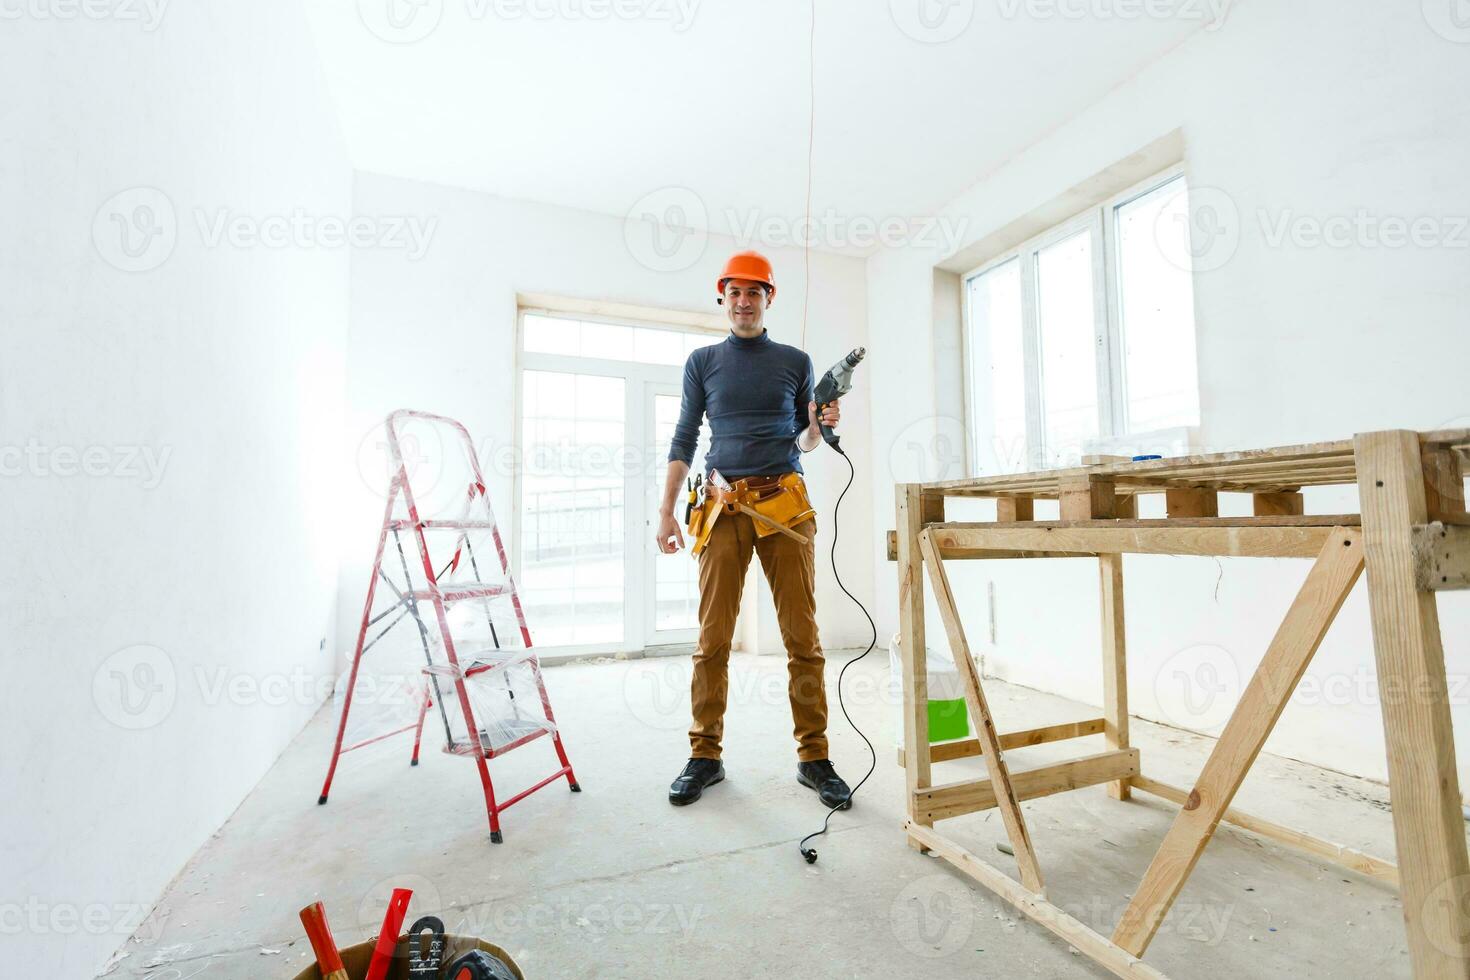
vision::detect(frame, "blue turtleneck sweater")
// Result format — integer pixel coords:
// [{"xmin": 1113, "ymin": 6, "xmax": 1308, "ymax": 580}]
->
[{"xmin": 667, "ymin": 329, "xmax": 814, "ymax": 478}]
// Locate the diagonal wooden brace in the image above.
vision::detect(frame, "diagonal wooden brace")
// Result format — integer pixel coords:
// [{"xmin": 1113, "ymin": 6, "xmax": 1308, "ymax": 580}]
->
[
  {"xmin": 1111, "ymin": 526, "xmax": 1365, "ymax": 956},
  {"xmin": 919, "ymin": 528, "xmax": 1045, "ymax": 893}
]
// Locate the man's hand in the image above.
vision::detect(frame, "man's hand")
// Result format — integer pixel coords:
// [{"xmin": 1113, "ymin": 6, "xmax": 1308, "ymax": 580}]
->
[
  {"xmin": 656, "ymin": 510, "xmax": 686, "ymax": 554},
  {"xmin": 808, "ymin": 398, "xmax": 840, "ymax": 432}
]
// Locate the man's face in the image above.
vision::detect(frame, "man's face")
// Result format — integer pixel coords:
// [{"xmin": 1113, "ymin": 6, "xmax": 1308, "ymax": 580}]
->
[{"xmin": 723, "ymin": 279, "xmax": 769, "ymax": 336}]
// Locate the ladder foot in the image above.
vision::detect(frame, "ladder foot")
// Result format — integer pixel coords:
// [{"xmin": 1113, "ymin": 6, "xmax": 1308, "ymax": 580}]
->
[
  {"xmin": 410, "ymin": 759, "xmax": 419, "ymax": 766},
  {"xmin": 317, "ymin": 795, "xmax": 328, "ymax": 805},
  {"xmin": 490, "ymin": 830, "xmax": 503, "ymax": 844},
  {"xmin": 569, "ymin": 782, "xmax": 581, "ymax": 792}
]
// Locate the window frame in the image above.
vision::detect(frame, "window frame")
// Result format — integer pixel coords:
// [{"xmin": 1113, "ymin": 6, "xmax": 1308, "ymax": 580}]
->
[{"xmin": 962, "ymin": 163, "xmax": 1196, "ymax": 473}]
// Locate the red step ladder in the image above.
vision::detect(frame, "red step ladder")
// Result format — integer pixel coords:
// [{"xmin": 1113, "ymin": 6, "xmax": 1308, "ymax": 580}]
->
[{"xmin": 317, "ymin": 409, "xmax": 579, "ymax": 843}]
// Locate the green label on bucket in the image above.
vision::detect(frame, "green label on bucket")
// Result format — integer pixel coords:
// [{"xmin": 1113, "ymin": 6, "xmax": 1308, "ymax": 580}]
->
[{"xmin": 927, "ymin": 697, "xmax": 970, "ymax": 743}]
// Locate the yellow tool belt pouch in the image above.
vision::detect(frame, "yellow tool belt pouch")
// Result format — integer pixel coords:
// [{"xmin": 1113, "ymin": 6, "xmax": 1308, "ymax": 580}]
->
[{"xmin": 745, "ymin": 473, "xmax": 815, "ymax": 539}]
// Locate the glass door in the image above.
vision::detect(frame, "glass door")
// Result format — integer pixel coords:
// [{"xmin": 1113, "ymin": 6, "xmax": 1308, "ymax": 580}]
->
[
  {"xmin": 645, "ymin": 383, "xmax": 703, "ymax": 645},
  {"xmin": 517, "ymin": 369, "xmax": 626, "ymax": 647}
]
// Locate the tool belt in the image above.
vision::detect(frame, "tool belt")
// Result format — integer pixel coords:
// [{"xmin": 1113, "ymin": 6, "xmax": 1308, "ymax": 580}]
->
[{"xmin": 687, "ymin": 472, "xmax": 815, "ymax": 556}]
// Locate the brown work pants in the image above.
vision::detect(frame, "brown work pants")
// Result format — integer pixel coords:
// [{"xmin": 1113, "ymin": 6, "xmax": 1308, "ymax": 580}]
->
[{"xmin": 689, "ymin": 511, "xmax": 827, "ymax": 761}]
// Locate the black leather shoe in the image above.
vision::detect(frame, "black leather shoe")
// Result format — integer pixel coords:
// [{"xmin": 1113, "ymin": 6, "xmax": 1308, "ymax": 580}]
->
[
  {"xmin": 797, "ymin": 759, "xmax": 852, "ymax": 809},
  {"xmin": 669, "ymin": 757, "xmax": 724, "ymax": 806}
]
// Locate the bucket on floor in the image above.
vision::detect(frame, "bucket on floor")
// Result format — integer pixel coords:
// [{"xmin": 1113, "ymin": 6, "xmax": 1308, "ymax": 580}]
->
[
  {"xmin": 290, "ymin": 934, "xmax": 522, "ymax": 980},
  {"xmin": 888, "ymin": 632, "xmax": 970, "ymax": 746}
]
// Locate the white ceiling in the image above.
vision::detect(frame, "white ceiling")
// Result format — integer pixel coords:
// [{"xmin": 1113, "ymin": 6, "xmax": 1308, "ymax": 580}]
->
[{"xmin": 306, "ymin": 0, "xmax": 1209, "ymax": 253}]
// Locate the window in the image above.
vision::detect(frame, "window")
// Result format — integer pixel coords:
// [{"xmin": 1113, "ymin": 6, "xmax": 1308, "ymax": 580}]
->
[{"xmin": 964, "ymin": 168, "xmax": 1200, "ymax": 472}]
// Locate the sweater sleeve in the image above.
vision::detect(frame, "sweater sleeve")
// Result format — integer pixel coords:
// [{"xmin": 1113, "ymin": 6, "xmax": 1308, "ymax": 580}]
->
[
  {"xmin": 793, "ymin": 353, "xmax": 814, "ymax": 441},
  {"xmin": 667, "ymin": 351, "xmax": 705, "ymax": 465}
]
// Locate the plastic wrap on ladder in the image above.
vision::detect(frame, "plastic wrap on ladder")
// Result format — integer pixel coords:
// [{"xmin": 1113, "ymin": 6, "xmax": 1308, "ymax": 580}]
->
[{"xmin": 425, "ymin": 651, "xmax": 558, "ymax": 757}]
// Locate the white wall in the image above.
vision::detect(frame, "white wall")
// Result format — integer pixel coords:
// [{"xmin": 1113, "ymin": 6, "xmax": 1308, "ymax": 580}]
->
[
  {"xmin": 0, "ymin": 6, "xmax": 350, "ymax": 976},
  {"xmin": 867, "ymin": 0, "xmax": 1470, "ymax": 784},
  {"xmin": 340, "ymin": 173, "xmax": 874, "ymax": 667}
]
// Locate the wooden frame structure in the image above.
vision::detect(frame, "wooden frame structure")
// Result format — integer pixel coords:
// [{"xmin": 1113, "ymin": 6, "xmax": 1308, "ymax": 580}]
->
[{"xmin": 891, "ymin": 428, "xmax": 1470, "ymax": 979}]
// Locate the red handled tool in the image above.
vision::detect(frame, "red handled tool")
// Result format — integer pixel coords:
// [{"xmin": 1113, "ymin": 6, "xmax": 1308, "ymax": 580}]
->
[
  {"xmin": 299, "ymin": 902, "xmax": 348, "ymax": 980},
  {"xmin": 364, "ymin": 887, "xmax": 414, "ymax": 980}
]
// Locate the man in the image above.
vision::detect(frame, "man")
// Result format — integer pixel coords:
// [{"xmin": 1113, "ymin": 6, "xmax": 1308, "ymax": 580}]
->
[{"xmin": 655, "ymin": 249, "xmax": 852, "ymax": 810}]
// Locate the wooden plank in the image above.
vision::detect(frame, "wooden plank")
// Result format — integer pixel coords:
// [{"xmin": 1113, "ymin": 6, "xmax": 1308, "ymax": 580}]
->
[
  {"xmin": 1413, "ymin": 522, "xmax": 1470, "ymax": 591},
  {"xmin": 1130, "ymin": 775, "xmax": 1398, "ymax": 887},
  {"xmin": 1115, "ymin": 493, "xmax": 1139, "ymax": 519},
  {"xmin": 905, "ymin": 821, "xmax": 1170, "ymax": 980},
  {"xmin": 1253, "ymin": 491, "xmax": 1304, "ymax": 517},
  {"xmin": 1111, "ymin": 526, "xmax": 1365, "ymax": 956},
  {"xmin": 927, "ymin": 523, "xmax": 1346, "ymax": 559},
  {"xmin": 896, "ymin": 717, "xmax": 1105, "ymax": 767},
  {"xmin": 1355, "ymin": 429, "xmax": 1470, "ymax": 978},
  {"xmin": 919, "ymin": 529, "xmax": 1044, "ymax": 892},
  {"xmin": 886, "ymin": 530, "xmax": 1089, "ymax": 561},
  {"xmin": 1061, "ymin": 474, "xmax": 1116, "ymax": 520},
  {"xmin": 1165, "ymin": 488, "xmax": 1218, "ymax": 518},
  {"xmin": 896, "ymin": 485, "xmax": 932, "ymax": 847},
  {"xmin": 1099, "ymin": 553, "xmax": 1130, "ymax": 800},
  {"xmin": 916, "ymin": 748, "xmax": 1140, "ymax": 822},
  {"xmin": 996, "ymin": 494, "xmax": 1034, "ymax": 522}
]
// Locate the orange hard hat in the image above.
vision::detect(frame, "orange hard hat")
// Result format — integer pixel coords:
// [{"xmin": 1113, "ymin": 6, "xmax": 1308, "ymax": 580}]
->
[{"xmin": 716, "ymin": 250, "xmax": 775, "ymax": 303}]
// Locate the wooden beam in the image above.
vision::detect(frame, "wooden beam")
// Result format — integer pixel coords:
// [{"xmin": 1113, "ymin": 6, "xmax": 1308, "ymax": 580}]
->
[
  {"xmin": 1100, "ymin": 553, "xmax": 1130, "ymax": 800},
  {"xmin": 1165, "ymin": 487, "xmax": 1218, "ymax": 518},
  {"xmin": 1355, "ymin": 429, "xmax": 1470, "ymax": 978},
  {"xmin": 1253, "ymin": 491, "xmax": 1304, "ymax": 517},
  {"xmin": 886, "ymin": 530, "xmax": 1088, "ymax": 561},
  {"xmin": 1413, "ymin": 522, "xmax": 1470, "ymax": 591},
  {"xmin": 915, "ymin": 749, "xmax": 1140, "ymax": 823},
  {"xmin": 904, "ymin": 822, "xmax": 1170, "ymax": 980},
  {"xmin": 1422, "ymin": 444, "xmax": 1466, "ymax": 523},
  {"xmin": 925, "ymin": 522, "xmax": 1347, "ymax": 559},
  {"xmin": 1130, "ymin": 775, "xmax": 1398, "ymax": 887},
  {"xmin": 996, "ymin": 494, "xmax": 1034, "ymax": 522},
  {"xmin": 896, "ymin": 485, "xmax": 932, "ymax": 848},
  {"xmin": 1111, "ymin": 526, "xmax": 1365, "ymax": 956},
  {"xmin": 1115, "ymin": 493, "xmax": 1139, "ymax": 519},
  {"xmin": 896, "ymin": 717, "xmax": 1105, "ymax": 767},
  {"xmin": 919, "ymin": 529, "xmax": 1044, "ymax": 892},
  {"xmin": 1061, "ymin": 475, "xmax": 1116, "ymax": 520}
]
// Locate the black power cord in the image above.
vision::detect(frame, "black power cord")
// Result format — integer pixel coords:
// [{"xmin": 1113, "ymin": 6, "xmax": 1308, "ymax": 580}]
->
[{"xmin": 799, "ymin": 444, "xmax": 878, "ymax": 864}]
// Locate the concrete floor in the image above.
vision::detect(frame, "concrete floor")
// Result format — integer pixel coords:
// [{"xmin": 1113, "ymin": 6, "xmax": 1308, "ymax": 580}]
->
[{"xmin": 105, "ymin": 652, "xmax": 1412, "ymax": 979}]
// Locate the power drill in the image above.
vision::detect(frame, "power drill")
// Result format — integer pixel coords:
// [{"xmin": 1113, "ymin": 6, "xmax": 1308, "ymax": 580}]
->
[{"xmin": 813, "ymin": 347, "xmax": 865, "ymax": 453}]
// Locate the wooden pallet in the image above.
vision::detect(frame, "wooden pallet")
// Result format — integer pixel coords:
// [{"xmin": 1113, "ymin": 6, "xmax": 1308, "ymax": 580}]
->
[{"xmin": 891, "ymin": 428, "xmax": 1470, "ymax": 979}]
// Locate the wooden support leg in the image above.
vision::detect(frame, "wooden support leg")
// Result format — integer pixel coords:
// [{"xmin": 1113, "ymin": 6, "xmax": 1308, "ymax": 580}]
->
[
  {"xmin": 997, "ymin": 494, "xmax": 1034, "ymax": 522},
  {"xmin": 1253, "ymin": 491, "xmax": 1305, "ymax": 517},
  {"xmin": 919, "ymin": 528, "xmax": 1044, "ymax": 893},
  {"xmin": 1356, "ymin": 430, "xmax": 1470, "ymax": 978},
  {"xmin": 1061, "ymin": 475, "xmax": 1117, "ymax": 520},
  {"xmin": 1099, "ymin": 553, "xmax": 1130, "ymax": 800},
  {"xmin": 897, "ymin": 484, "xmax": 934, "ymax": 850},
  {"xmin": 1165, "ymin": 488, "xmax": 1218, "ymax": 518},
  {"xmin": 1112, "ymin": 526, "xmax": 1364, "ymax": 956}
]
